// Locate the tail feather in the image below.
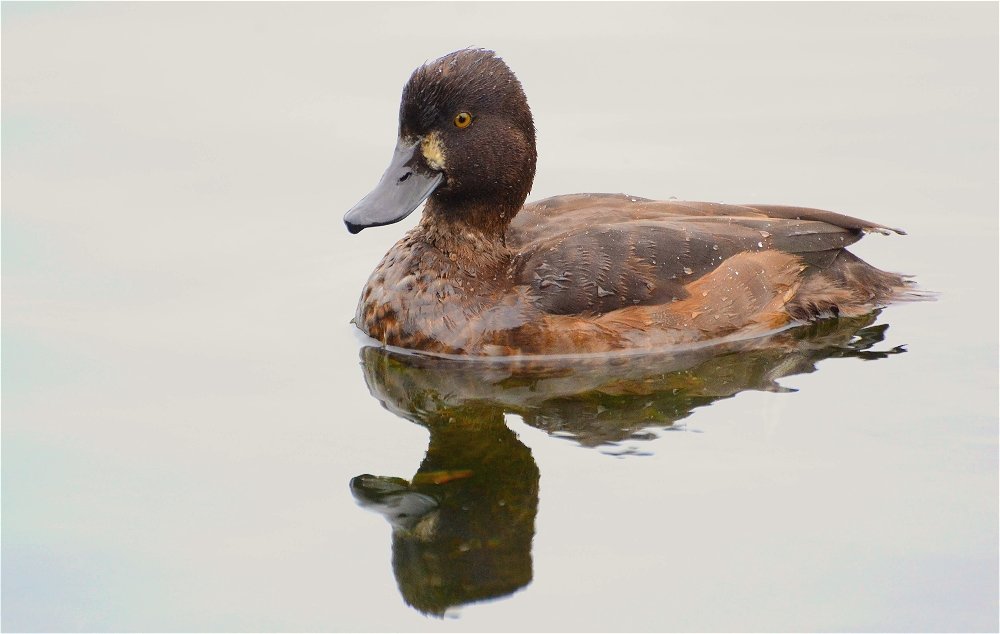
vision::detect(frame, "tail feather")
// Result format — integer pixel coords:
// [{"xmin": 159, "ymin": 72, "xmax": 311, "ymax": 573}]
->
[{"xmin": 787, "ymin": 249, "xmax": 921, "ymax": 320}]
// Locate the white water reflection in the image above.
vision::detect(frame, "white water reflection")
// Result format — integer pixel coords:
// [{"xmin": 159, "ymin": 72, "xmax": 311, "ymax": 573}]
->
[{"xmin": 3, "ymin": 3, "xmax": 997, "ymax": 631}]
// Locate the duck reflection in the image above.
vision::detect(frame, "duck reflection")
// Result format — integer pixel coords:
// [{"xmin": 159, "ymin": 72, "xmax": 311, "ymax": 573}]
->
[{"xmin": 350, "ymin": 313, "xmax": 904, "ymax": 615}]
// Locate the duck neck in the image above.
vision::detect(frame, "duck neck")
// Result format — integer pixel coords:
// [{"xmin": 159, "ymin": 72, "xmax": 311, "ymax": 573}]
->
[
  {"xmin": 421, "ymin": 197, "xmax": 520, "ymax": 240},
  {"xmin": 417, "ymin": 200, "xmax": 514, "ymax": 278}
]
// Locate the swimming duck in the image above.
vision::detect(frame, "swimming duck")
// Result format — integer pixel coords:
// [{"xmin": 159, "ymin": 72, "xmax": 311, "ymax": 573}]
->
[{"xmin": 344, "ymin": 48, "xmax": 912, "ymax": 356}]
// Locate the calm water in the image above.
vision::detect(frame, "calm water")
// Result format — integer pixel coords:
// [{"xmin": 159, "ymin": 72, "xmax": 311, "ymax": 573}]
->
[{"xmin": 3, "ymin": 3, "xmax": 997, "ymax": 631}]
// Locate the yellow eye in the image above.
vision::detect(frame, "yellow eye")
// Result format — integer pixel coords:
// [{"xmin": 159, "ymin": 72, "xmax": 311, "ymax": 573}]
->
[{"xmin": 454, "ymin": 112, "xmax": 473, "ymax": 128}]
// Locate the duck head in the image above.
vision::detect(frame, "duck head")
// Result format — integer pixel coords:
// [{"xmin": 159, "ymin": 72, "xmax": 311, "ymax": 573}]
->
[{"xmin": 344, "ymin": 49, "xmax": 537, "ymax": 235}]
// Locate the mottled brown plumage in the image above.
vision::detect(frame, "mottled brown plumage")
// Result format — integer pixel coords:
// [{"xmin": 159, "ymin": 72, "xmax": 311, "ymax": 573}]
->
[{"xmin": 346, "ymin": 49, "xmax": 914, "ymax": 356}]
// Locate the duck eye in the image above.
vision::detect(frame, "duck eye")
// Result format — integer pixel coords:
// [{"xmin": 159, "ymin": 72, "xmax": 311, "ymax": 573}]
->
[{"xmin": 453, "ymin": 112, "xmax": 473, "ymax": 129}]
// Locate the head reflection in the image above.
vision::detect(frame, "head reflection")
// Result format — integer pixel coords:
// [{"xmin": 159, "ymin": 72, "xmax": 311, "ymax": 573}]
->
[{"xmin": 350, "ymin": 313, "xmax": 904, "ymax": 615}]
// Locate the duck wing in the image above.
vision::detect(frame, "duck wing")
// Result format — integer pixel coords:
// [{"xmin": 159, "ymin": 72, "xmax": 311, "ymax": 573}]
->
[{"xmin": 508, "ymin": 193, "xmax": 903, "ymax": 316}]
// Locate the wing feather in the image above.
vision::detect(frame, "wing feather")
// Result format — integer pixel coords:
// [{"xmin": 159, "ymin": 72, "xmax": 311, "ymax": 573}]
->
[{"xmin": 507, "ymin": 193, "xmax": 903, "ymax": 317}]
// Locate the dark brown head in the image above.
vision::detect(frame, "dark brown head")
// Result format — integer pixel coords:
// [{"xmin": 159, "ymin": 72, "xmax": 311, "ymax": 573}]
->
[{"xmin": 344, "ymin": 49, "xmax": 537, "ymax": 235}]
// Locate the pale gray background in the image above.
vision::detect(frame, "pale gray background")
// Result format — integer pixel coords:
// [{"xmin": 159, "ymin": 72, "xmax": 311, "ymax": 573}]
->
[{"xmin": 3, "ymin": 2, "xmax": 997, "ymax": 631}]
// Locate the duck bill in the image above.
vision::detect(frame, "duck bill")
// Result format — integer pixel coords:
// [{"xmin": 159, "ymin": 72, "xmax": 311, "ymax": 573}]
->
[{"xmin": 344, "ymin": 138, "xmax": 444, "ymax": 234}]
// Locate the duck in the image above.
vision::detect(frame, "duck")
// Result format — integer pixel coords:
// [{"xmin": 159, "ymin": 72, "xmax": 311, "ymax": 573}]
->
[{"xmin": 343, "ymin": 48, "xmax": 913, "ymax": 356}]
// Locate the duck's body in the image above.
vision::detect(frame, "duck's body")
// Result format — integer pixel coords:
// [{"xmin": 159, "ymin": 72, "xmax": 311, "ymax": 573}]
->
[{"xmin": 346, "ymin": 50, "xmax": 911, "ymax": 356}]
